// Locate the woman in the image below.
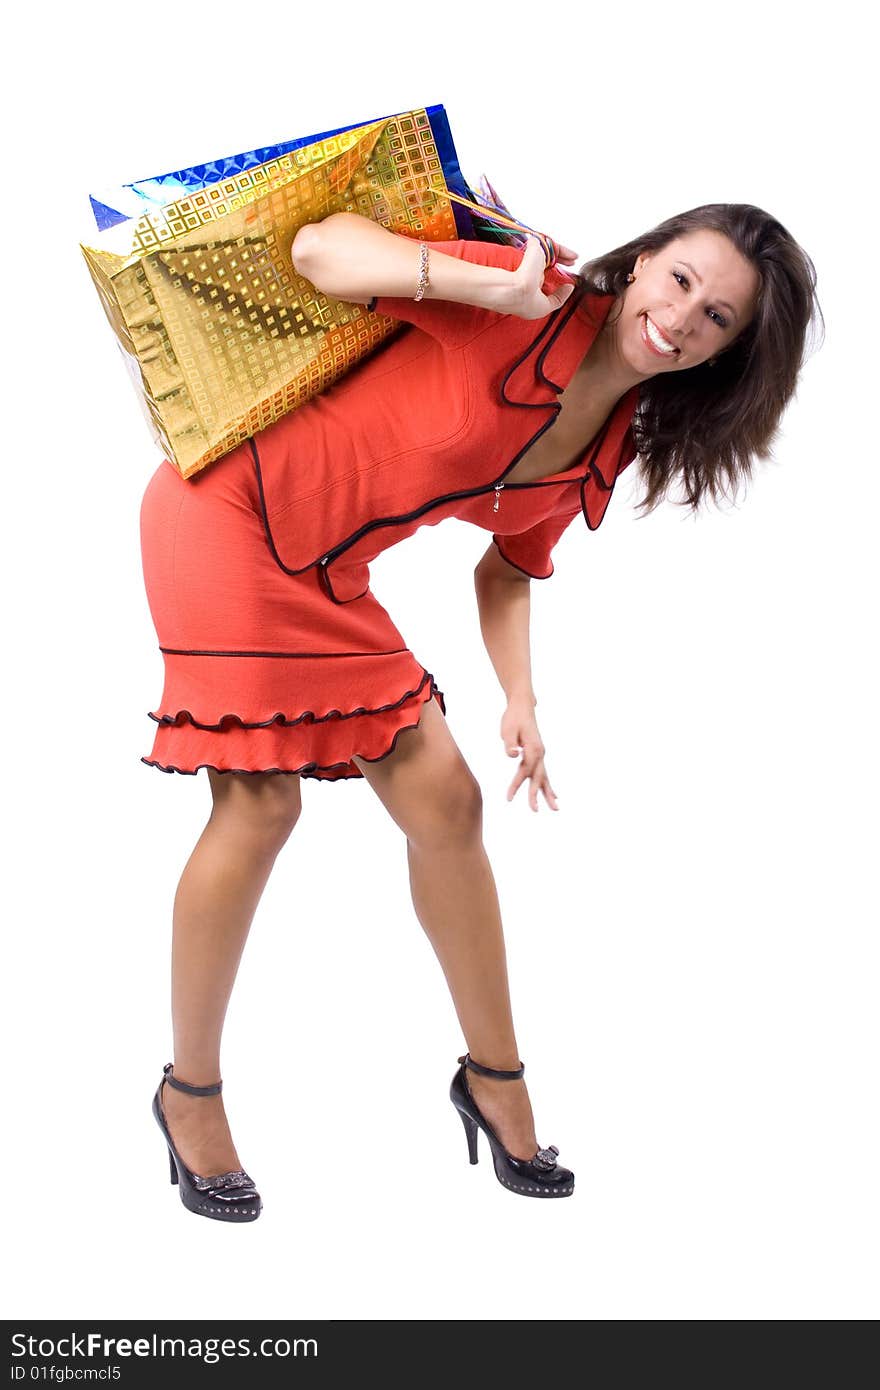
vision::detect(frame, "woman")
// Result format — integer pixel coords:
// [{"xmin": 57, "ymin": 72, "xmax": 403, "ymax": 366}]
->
[{"xmin": 142, "ymin": 204, "xmax": 821, "ymax": 1221}]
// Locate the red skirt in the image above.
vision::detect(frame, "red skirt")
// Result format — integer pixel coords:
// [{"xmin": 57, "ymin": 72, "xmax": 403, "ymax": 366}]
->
[{"xmin": 138, "ymin": 446, "xmax": 446, "ymax": 783}]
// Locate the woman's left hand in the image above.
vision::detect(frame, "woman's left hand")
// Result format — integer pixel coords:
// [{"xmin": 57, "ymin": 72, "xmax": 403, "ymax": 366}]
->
[{"xmin": 500, "ymin": 697, "xmax": 560, "ymax": 813}]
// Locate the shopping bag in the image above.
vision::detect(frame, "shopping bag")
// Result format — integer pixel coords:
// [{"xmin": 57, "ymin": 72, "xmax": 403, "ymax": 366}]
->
[{"xmin": 80, "ymin": 104, "xmax": 562, "ymax": 479}]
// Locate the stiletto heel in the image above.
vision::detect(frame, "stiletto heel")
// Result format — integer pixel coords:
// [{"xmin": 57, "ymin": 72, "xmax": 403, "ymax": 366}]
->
[
  {"xmin": 458, "ymin": 1108, "xmax": 480, "ymax": 1164},
  {"xmin": 152, "ymin": 1062, "xmax": 262, "ymax": 1222},
  {"xmin": 449, "ymin": 1052, "xmax": 575, "ymax": 1198}
]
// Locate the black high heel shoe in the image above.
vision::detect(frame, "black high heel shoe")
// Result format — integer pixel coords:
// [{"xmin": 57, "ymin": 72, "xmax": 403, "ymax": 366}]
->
[
  {"xmin": 152, "ymin": 1063, "xmax": 262, "ymax": 1222},
  {"xmin": 450, "ymin": 1053, "xmax": 574, "ymax": 1198}
]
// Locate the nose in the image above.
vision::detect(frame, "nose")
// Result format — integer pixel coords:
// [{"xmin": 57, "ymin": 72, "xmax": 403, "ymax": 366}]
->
[
  {"xmin": 665, "ymin": 313, "xmax": 690, "ymax": 341},
  {"xmin": 649, "ymin": 310, "xmax": 689, "ymax": 344}
]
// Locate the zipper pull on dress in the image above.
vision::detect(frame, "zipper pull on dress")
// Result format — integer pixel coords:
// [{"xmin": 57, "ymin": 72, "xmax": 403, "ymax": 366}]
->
[{"xmin": 492, "ymin": 482, "xmax": 504, "ymax": 513}]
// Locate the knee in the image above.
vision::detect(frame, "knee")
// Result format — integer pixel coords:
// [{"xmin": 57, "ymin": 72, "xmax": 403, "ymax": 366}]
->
[
  {"xmin": 407, "ymin": 768, "xmax": 483, "ymax": 851},
  {"xmin": 253, "ymin": 799, "xmax": 303, "ymax": 851},
  {"xmin": 208, "ymin": 772, "xmax": 303, "ymax": 849}
]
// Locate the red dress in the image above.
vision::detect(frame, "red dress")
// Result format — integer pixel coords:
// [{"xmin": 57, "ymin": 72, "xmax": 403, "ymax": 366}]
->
[{"xmin": 139, "ymin": 237, "xmax": 639, "ymax": 781}]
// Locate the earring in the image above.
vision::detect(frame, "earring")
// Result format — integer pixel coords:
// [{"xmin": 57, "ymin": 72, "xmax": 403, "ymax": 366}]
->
[{"xmin": 626, "ymin": 272, "xmax": 635, "ymax": 283}]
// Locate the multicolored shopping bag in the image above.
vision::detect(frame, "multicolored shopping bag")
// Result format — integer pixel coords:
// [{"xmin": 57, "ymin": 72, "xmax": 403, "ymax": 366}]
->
[{"xmin": 80, "ymin": 104, "xmax": 562, "ymax": 479}]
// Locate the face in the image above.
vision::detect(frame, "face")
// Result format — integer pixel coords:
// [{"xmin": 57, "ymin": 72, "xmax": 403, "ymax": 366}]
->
[{"xmin": 617, "ymin": 228, "xmax": 760, "ymax": 377}]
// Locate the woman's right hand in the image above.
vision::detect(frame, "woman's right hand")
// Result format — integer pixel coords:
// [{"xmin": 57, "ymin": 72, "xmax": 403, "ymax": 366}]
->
[{"xmin": 505, "ymin": 235, "xmax": 578, "ymax": 320}]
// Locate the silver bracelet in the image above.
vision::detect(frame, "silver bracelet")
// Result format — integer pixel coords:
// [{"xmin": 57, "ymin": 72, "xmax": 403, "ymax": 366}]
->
[{"xmin": 413, "ymin": 241, "xmax": 430, "ymax": 301}]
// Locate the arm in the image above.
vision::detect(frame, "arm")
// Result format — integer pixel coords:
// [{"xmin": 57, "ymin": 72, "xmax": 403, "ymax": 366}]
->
[
  {"xmin": 474, "ymin": 544, "xmax": 559, "ymax": 813},
  {"xmin": 291, "ymin": 213, "xmax": 577, "ymax": 319},
  {"xmin": 474, "ymin": 542, "xmax": 536, "ymax": 705}
]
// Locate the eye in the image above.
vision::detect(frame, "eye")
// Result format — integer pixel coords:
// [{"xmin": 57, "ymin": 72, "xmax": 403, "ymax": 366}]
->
[{"xmin": 671, "ymin": 270, "xmax": 727, "ymax": 328}]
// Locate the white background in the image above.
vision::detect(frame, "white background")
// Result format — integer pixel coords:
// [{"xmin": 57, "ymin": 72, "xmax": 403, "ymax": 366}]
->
[{"xmin": 3, "ymin": 0, "xmax": 875, "ymax": 1322}]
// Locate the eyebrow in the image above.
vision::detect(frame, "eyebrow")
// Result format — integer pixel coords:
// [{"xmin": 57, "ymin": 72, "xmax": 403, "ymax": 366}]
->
[{"xmin": 676, "ymin": 260, "xmax": 738, "ymax": 321}]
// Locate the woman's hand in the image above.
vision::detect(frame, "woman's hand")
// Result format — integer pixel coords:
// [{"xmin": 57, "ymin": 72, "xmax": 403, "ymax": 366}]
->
[
  {"xmin": 552, "ymin": 242, "xmax": 580, "ymax": 266},
  {"xmin": 506, "ymin": 235, "xmax": 579, "ymax": 321},
  {"xmin": 501, "ymin": 696, "xmax": 560, "ymax": 812}
]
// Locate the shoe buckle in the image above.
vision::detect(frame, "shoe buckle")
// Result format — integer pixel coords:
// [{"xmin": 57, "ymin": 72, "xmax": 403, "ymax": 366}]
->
[{"xmin": 533, "ymin": 1145, "xmax": 560, "ymax": 1172}]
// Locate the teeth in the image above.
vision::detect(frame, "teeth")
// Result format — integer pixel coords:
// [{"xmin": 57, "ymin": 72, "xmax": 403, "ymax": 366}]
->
[{"xmin": 645, "ymin": 315, "xmax": 677, "ymax": 354}]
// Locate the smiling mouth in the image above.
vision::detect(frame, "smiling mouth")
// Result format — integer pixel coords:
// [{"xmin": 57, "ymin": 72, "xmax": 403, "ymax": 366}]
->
[{"xmin": 641, "ymin": 313, "xmax": 680, "ymax": 358}]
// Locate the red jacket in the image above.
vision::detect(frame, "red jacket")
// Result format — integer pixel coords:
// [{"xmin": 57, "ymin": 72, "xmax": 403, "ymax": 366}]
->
[{"xmin": 248, "ymin": 237, "xmax": 638, "ymax": 602}]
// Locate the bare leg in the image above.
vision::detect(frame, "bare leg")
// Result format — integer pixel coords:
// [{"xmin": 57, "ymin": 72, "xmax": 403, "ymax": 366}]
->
[
  {"xmin": 354, "ymin": 698, "xmax": 540, "ymax": 1160},
  {"xmin": 159, "ymin": 770, "xmax": 302, "ymax": 1177}
]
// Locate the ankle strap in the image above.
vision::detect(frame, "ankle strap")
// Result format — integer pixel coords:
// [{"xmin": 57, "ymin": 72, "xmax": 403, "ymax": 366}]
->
[
  {"xmin": 458, "ymin": 1052, "xmax": 524, "ymax": 1080},
  {"xmin": 162, "ymin": 1062, "xmax": 223, "ymax": 1096}
]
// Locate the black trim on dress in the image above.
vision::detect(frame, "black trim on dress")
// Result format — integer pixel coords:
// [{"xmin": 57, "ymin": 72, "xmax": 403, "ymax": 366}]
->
[
  {"xmin": 142, "ymin": 674, "xmax": 447, "ymax": 780},
  {"xmin": 250, "ymin": 286, "xmax": 636, "ymax": 593},
  {"xmin": 318, "ymin": 560, "xmax": 371, "ymax": 605},
  {"xmin": 491, "ymin": 537, "xmax": 554, "ymax": 581},
  {"xmin": 148, "ymin": 667, "xmax": 441, "ymax": 731},
  {"xmin": 157, "ymin": 646, "xmax": 408, "ymax": 659}
]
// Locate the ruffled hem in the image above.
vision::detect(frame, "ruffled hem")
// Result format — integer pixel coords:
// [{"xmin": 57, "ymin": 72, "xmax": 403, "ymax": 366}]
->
[{"xmin": 141, "ymin": 660, "xmax": 446, "ymax": 782}]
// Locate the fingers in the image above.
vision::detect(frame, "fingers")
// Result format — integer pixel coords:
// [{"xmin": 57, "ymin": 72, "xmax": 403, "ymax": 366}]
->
[
  {"xmin": 523, "ymin": 233, "xmax": 579, "ymax": 267},
  {"xmin": 506, "ymin": 756, "xmax": 560, "ymax": 812},
  {"xmin": 545, "ymin": 282, "xmax": 575, "ymax": 310},
  {"xmin": 500, "ymin": 704, "xmax": 557, "ymax": 811},
  {"xmin": 506, "ymin": 764, "xmax": 526, "ymax": 800},
  {"xmin": 521, "ymin": 235, "xmax": 576, "ymax": 309},
  {"xmin": 526, "ymin": 778, "xmax": 559, "ymax": 812},
  {"xmin": 520, "ymin": 233, "xmax": 547, "ymax": 266}
]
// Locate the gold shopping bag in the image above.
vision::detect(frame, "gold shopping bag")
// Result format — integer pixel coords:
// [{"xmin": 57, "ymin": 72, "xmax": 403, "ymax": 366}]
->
[{"xmin": 81, "ymin": 105, "xmax": 561, "ymax": 479}]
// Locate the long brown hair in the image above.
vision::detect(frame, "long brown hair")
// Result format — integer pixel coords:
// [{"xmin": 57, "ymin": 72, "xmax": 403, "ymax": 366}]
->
[{"xmin": 571, "ymin": 204, "xmax": 824, "ymax": 517}]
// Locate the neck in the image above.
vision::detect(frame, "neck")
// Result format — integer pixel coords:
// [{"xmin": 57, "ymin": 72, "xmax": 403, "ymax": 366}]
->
[{"xmin": 573, "ymin": 295, "xmax": 648, "ymax": 400}]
